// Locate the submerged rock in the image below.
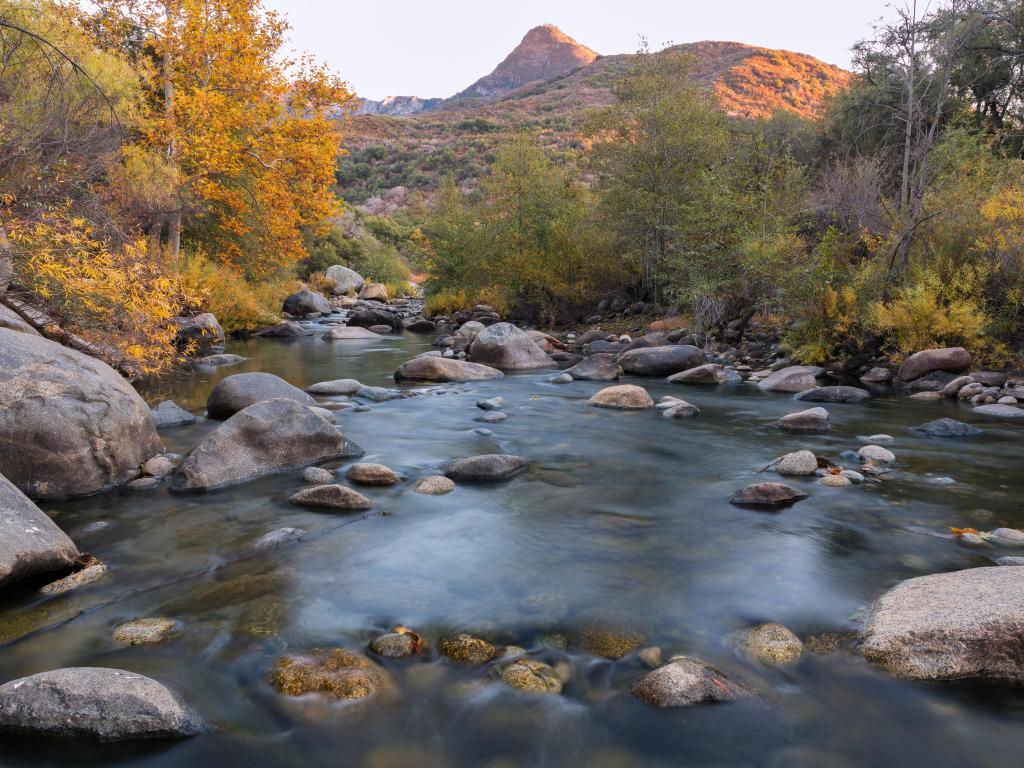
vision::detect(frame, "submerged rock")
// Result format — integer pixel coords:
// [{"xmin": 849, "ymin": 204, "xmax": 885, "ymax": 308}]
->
[
  {"xmin": 730, "ymin": 483, "xmax": 808, "ymax": 507},
  {"xmin": 501, "ymin": 659, "xmax": 563, "ymax": 694},
  {"xmin": 439, "ymin": 633, "xmax": 495, "ymax": 664},
  {"xmin": 860, "ymin": 567, "xmax": 1024, "ymax": 681},
  {"xmin": 206, "ymin": 372, "xmax": 315, "ymax": 419},
  {"xmin": 973, "ymin": 404, "xmax": 1024, "ymax": 419},
  {"xmin": 289, "ymin": 484, "xmax": 373, "ymax": 511},
  {"xmin": 112, "ymin": 618, "xmax": 179, "ymax": 646},
  {"xmin": 572, "ymin": 623, "xmax": 645, "ymax": 660},
  {"xmin": 0, "ymin": 329, "xmax": 163, "ymax": 500},
  {"xmin": 0, "ymin": 667, "xmax": 205, "ymax": 741},
  {"xmin": 170, "ymin": 399, "xmax": 355, "ymax": 492},
  {"xmin": 241, "ymin": 527, "xmax": 306, "ymax": 554},
  {"xmin": 322, "ymin": 326, "xmax": 381, "ymax": 341},
  {"xmin": 631, "ymin": 656, "xmax": 753, "ymax": 708},
  {"xmin": 307, "ymin": 378, "xmax": 362, "ymax": 396},
  {"xmin": 394, "ymin": 355, "xmax": 503, "ymax": 382},
  {"xmin": 795, "ymin": 386, "xmax": 870, "ymax": 404},
  {"xmin": 268, "ymin": 648, "xmax": 387, "ymax": 700},
  {"xmin": 911, "ymin": 418, "xmax": 984, "ymax": 438},
  {"xmin": 0, "ymin": 472, "xmax": 79, "ymax": 590},
  {"xmin": 191, "ymin": 353, "xmax": 247, "ymax": 368},
  {"xmin": 446, "ymin": 454, "xmax": 526, "ymax": 482},
  {"xmin": 255, "ymin": 321, "xmax": 313, "ymax": 338},
  {"xmin": 744, "ymin": 623, "xmax": 803, "ymax": 665},
  {"xmin": 39, "ymin": 558, "xmax": 107, "ymax": 595},
  {"xmin": 588, "ymin": 385, "xmax": 654, "ymax": 410}
]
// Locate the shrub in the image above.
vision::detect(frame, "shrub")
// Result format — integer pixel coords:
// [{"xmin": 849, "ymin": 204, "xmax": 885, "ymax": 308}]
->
[{"xmin": 178, "ymin": 253, "xmax": 296, "ymax": 334}]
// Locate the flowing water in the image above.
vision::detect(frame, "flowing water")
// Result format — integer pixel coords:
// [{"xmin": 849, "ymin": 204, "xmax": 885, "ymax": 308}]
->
[{"xmin": 2, "ymin": 323, "xmax": 1023, "ymax": 767}]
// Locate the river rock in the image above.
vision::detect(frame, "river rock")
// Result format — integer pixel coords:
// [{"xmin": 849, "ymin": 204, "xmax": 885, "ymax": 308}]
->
[
  {"xmin": 775, "ymin": 450, "xmax": 818, "ymax": 476},
  {"xmin": 142, "ymin": 455, "xmax": 175, "ymax": 477},
  {"xmin": 757, "ymin": 366, "xmax": 818, "ymax": 393},
  {"xmin": 206, "ymin": 372, "xmax": 314, "ymax": 419},
  {"xmin": 564, "ymin": 354, "xmax": 621, "ymax": 381},
  {"xmin": 631, "ymin": 656, "xmax": 753, "ymax": 708},
  {"xmin": 439, "ymin": 633, "xmax": 495, "ymax": 664},
  {"xmin": 370, "ymin": 632, "xmax": 417, "ymax": 658},
  {"xmin": 820, "ymin": 474, "xmax": 852, "ymax": 487},
  {"xmin": 112, "ymin": 618, "xmax": 178, "ymax": 646},
  {"xmin": 972, "ymin": 404, "xmax": 1024, "ymax": 419},
  {"xmin": 173, "ymin": 313, "xmax": 224, "ymax": 347},
  {"xmin": 325, "ymin": 265, "xmax": 364, "ymax": 295},
  {"xmin": 745, "ymin": 623, "xmax": 803, "ymax": 665},
  {"xmin": 990, "ymin": 528, "xmax": 1024, "ymax": 547},
  {"xmin": 170, "ymin": 399, "xmax": 355, "ymax": 492},
  {"xmin": 0, "ymin": 472, "xmax": 79, "ymax": 590},
  {"xmin": 501, "ymin": 659, "xmax": 563, "ymax": 694},
  {"xmin": 996, "ymin": 557, "xmax": 1024, "ymax": 566},
  {"xmin": 0, "ymin": 304, "xmax": 39, "ymax": 336},
  {"xmin": 467, "ymin": 323, "xmax": 553, "ymax": 370},
  {"xmin": 242, "ymin": 527, "xmax": 306, "ymax": 553},
  {"xmin": 413, "ymin": 476, "xmax": 455, "ymax": 495},
  {"xmin": 289, "ymin": 484, "xmax": 373, "ymax": 510},
  {"xmin": 776, "ymin": 407, "xmax": 830, "ymax": 433},
  {"xmin": 191, "ymin": 353, "xmax": 247, "ymax": 368},
  {"xmin": 0, "ymin": 329, "xmax": 163, "ymax": 499},
  {"xmin": 911, "ymin": 418, "xmax": 983, "ymax": 438},
  {"xmin": 322, "ymin": 326, "xmax": 380, "ymax": 341},
  {"xmin": 860, "ymin": 367, "xmax": 893, "ymax": 384},
  {"xmin": 302, "ymin": 467, "xmax": 335, "ymax": 484},
  {"xmin": 282, "ymin": 289, "xmax": 331, "ymax": 317},
  {"xmin": 255, "ymin": 321, "xmax": 313, "ymax": 338},
  {"xmin": 404, "ymin": 317, "xmax": 436, "ymax": 333},
  {"xmin": 394, "ymin": 355, "xmax": 503, "ymax": 382},
  {"xmin": 347, "ymin": 463, "xmax": 400, "ymax": 486},
  {"xmin": 572, "ymin": 623, "xmax": 645, "ymax": 659},
  {"xmin": 858, "ymin": 445, "xmax": 896, "ymax": 464},
  {"xmin": 860, "ymin": 567, "xmax": 1024, "ymax": 681},
  {"xmin": 730, "ymin": 483, "xmax": 808, "ymax": 507},
  {"xmin": 0, "ymin": 667, "xmax": 204, "ymax": 740},
  {"xmin": 941, "ymin": 375, "xmax": 975, "ymax": 397},
  {"xmin": 795, "ymin": 386, "xmax": 870, "ymax": 404},
  {"xmin": 348, "ymin": 307, "xmax": 403, "ymax": 332},
  {"xmin": 618, "ymin": 345, "xmax": 705, "ymax": 377},
  {"xmin": 151, "ymin": 400, "xmax": 197, "ymax": 429},
  {"xmin": 455, "ymin": 321, "xmax": 486, "ymax": 341},
  {"xmin": 667, "ymin": 363, "xmax": 726, "ymax": 385},
  {"xmin": 446, "ymin": 454, "xmax": 526, "ymax": 482},
  {"xmin": 269, "ymin": 648, "xmax": 386, "ymax": 700},
  {"xmin": 588, "ymin": 385, "xmax": 654, "ymax": 410},
  {"xmin": 307, "ymin": 378, "xmax": 362, "ymax": 396},
  {"xmin": 898, "ymin": 347, "xmax": 972, "ymax": 382}
]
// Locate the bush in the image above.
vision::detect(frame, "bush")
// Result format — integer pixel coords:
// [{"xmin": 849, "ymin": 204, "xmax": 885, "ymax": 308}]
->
[
  {"xmin": 178, "ymin": 253, "xmax": 296, "ymax": 334},
  {"xmin": 350, "ymin": 237, "xmax": 411, "ymax": 286}
]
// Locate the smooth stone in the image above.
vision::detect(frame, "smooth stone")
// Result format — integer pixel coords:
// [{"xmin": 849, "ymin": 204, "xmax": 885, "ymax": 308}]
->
[
  {"xmin": 171, "ymin": 400, "xmax": 356, "ymax": 492},
  {"xmin": 745, "ymin": 623, "xmax": 803, "ymax": 665},
  {"xmin": 941, "ymin": 375, "xmax": 975, "ymax": 397},
  {"xmin": 996, "ymin": 557, "xmax": 1024, "ymax": 566},
  {"xmin": 142, "ymin": 456, "xmax": 176, "ymax": 477},
  {"xmin": 500, "ymin": 659, "xmax": 563, "ymax": 694},
  {"xmin": 898, "ymin": 347, "xmax": 972, "ymax": 382},
  {"xmin": 860, "ymin": 567, "xmax": 1024, "ymax": 681},
  {"xmin": 128, "ymin": 477, "xmax": 161, "ymax": 491},
  {"xmin": 370, "ymin": 632, "xmax": 417, "ymax": 658},
  {"xmin": 0, "ymin": 667, "xmax": 204, "ymax": 740},
  {"xmin": 282, "ymin": 288, "xmax": 331, "ymax": 316},
  {"xmin": 355, "ymin": 386, "xmax": 406, "ymax": 402},
  {"xmin": 990, "ymin": 528, "xmax": 1024, "ymax": 547},
  {"xmin": 173, "ymin": 313, "xmax": 224, "ymax": 346},
  {"xmin": 322, "ymin": 326, "xmax": 381, "ymax": 341},
  {"xmin": 325, "ymin": 265, "xmax": 364, "ymax": 295},
  {"xmin": 0, "ymin": 472, "xmax": 79, "ymax": 590},
  {"xmin": 550, "ymin": 373, "xmax": 573, "ymax": 384},
  {"xmin": 394, "ymin": 356, "xmax": 503, "ymax": 382},
  {"xmin": 302, "ymin": 467, "xmax": 335, "ymax": 484},
  {"xmin": 973, "ymin": 404, "xmax": 1024, "ymax": 419},
  {"xmin": 631, "ymin": 656, "xmax": 753, "ymax": 708},
  {"xmin": 820, "ymin": 474, "xmax": 852, "ymax": 487},
  {"xmin": 858, "ymin": 445, "xmax": 896, "ymax": 464},
  {"xmin": 730, "ymin": 483, "xmax": 808, "ymax": 507},
  {"xmin": 911, "ymin": 418, "xmax": 983, "ymax": 438},
  {"xmin": 476, "ymin": 411, "xmax": 508, "ymax": 424},
  {"xmin": 662, "ymin": 401, "xmax": 701, "ymax": 418},
  {"xmin": 840, "ymin": 470, "xmax": 865, "ymax": 484},
  {"xmin": 112, "ymin": 618, "xmax": 178, "ymax": 646},
  {"xmin": 346, "ymin": 463, "xmax": 400, "ymax": 486},
  {"xmin": 910, "ymin": 391, "xmax": 944, "ymax": 401},
  {"xmin": 288, "ymin": 484, "xmax": 373, "ymax": 510},
  {"xmin": 151, "ymin": 400, "xmax": 198, "ymax": 429},
  {"xmin": 467, "ymin": 323, "xmax": 554, "ymax": 370},
  {"xmin": 757, "ymin": 366, "xmax": 818, "ymax": 393},
  {"xmin": 795, "ymin": 386, "xmax": 870, "ymax": 404},
  {"xmin": 307, "ymin": 379, "xmax": 362, "ymax": 396},
  {"xmin": 206, "ymin": 372, "xmax": 314, "ymax": 419},
  {"xmin": 446, "ymin": 455, "xmax": 526, "ymax": 482},
  {"xmin": 775, "ymin": 450, "xmax": 818, "ymax": 476},
  {"xmin": 191, "ymin": 353, "xmax": 247, "ymax": 368},
  {"xmin": 413, "ymin": 476, "xmax": 455, "ymax": 495},
  {"xmin": 776, "ymin": 407, "xmax": 830, "ymax": 433},
  {"xmin": 860, "ymin": 367, "xmax": 893, "ymax": 384},
  {"xmin": 588, "ymin": 385, "xmax": 654, "ymax": 410},
  {"xmin": 667, "ymin": 363, "xmax": 726, "ymax": 384},
  {"xmin": 564, "ymin": 353, "xmax": 621, "ymax": 381},
  {"xmin": 439, "ymin": 633, "xmax": 495, "ymax": 664},
  {"xmin": 476, "ymin": 397, "xmax": 504, "ymax": 411},
  {"xmin": 255, "ymin": 321, "xmax": 313, "ymax": 338},
  {"xmin": 618, "ymin": 345, "xmax": 706, "ymax": 377}
]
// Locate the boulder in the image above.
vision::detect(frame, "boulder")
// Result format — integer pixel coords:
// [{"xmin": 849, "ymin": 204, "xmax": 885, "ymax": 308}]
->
[
  {"xmin": 973, "ymin": 404, "xmax": 1024, "ymax": 419},
  {"xmin": 774, "ymin": 450, "xmax": 818, "ymax": 476},
  {"xmin": 359, "ymin": 283, "xmax": 389, "ymax": 302},
  {"xmin": 730, "ymin": 483, "xmax": 808, "ymax": 507},
  {"xmin": 631, "ymin": 656, "xmax": 753, "ymax": 708},
  {"xmin": 151, "ymin": 400, "xmax": 198, "ymax": 429},
  {"xmin": 255, "ymin": 321, "xmax": 313, "ymax": 338},
  {"xmin": 757, "ymin": 366, "xmax": 818, "ymax": 393},
  {"xmin": 282, "ymin": 289, "xmax": 331, "ymax": 317},
  {"xmin": 860, "ymin": 367, "xmax": 893, "ymax": 384},
  {"xmin": 795, "ymin": 386, "xmax": 871, "ymax": 404},
  {"xmin": 325, "ymin": 265, "xmax": 364, "ymax": 295},
  {"xmin": 667, "ymin": 363, "xmax": 726, "ymax": 385},
  {"xmin": 0, "ymin": 472, "xmax": 79, "ymax": 590},
  {"xmin": 191, "ymin": 353, "xmax": 247, "ymax": 368},
  {"xmin": 898, "ymin": 347, "xmax": 972, "ymax": 382},
  {"xmin": 394, "ymin": 355, "xmax": 503, "ymax": 383},
  {"xmin": 467, "ymin": 323, "xmax": 554, "ymax": 370},
  {"xmin": 860, "ymin": 567, "xmax": 1024, "ymax": 681},
  {"xmin": 170, "ymin": 399, "xmax": 356, "ymax": 492},
  {"xmin": 574, "ymin": 329, "xmax": 612, "ymax": 347},
  {"xmin": 617, "ymin": 345, "xmax": 706, "ymax": 377},
  {"xmin": 776, "ymin": 407, "xmax": 830, "ymax": 433},
  {"xmin": 206, "ymin": 372, "xmax": 314, "ymax": 419},
  {"xmin": 588, "ymin": 385, "xmax": 654, "ymax": 410},
  {"xmin": 0, "ymin": 667, "xmax": 204, "ymax": 740},
  {"xmin": 347, "ymin": 307, "xmax": 403, "ymax": 332},
  {"xmin": 564, "ymin": 354, "xmax": 621, "ymax": 382},
  {"xmin": 0, "ymin": 304, "xmax": 40, "ymax": 336},
  {"xmin": 455, "ymin": 321, "xmax": 486, "ymax": 341},
  {"xmin": 744, "ymin": 623, "xmax": 803, "ymax": 665},
  {"xmin": 911, "ymin": 419, "xmax": 984, "ymax": 438},
  {"xmin": 346, "ymin": 463, "xmax": 400, "ymax": 486},
  {"xmin": 446, "ymin": 454, "xmax": 526, "ymax": 482},
  {"xmin": 322, "ymin": 326, "xmax": 380, "ymax": 341},
  {"xmin": 439, "ymin": 633, "xmax": 495, "ymax": 664},
  {"xmin": 288, "ymin": 484, "xmax": 373, "ymax": 510},
  {"xmin": 413, "ymin": 476, "xmax": 456, "ymax": 495},
  {"xmin": 0, "ymin": 329, "xmax": 163, "ymax": 500},
  {"xmin": 858, "ymin": 445, "xmax": 896, "ymax": 464},
  {"xmin": 307, "ymin": 378, "xmax": 362, "ymax": 396},
  {"xmin": 172, "ymin": 313, "xmax": 224, "ymax": 347},
  {"xmin": 404, "ymin": 317, "xmax": 436, "ymax": 333}
]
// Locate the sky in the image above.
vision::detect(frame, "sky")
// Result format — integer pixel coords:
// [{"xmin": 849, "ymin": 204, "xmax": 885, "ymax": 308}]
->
[{"xmin": 263, "ymin": 1, "xmax": 895, "ymax": 101}]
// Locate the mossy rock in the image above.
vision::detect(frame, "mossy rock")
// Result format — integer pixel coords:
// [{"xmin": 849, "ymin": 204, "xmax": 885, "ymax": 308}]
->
[{"xmin": 268, "ymin": 648, "xmax": 387, "ymax": 701}]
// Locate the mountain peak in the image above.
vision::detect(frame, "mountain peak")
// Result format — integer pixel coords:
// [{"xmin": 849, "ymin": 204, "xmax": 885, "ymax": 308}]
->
[{"xmin": 454, "ymin": 25, "xmax": 599, "ymax": 102}]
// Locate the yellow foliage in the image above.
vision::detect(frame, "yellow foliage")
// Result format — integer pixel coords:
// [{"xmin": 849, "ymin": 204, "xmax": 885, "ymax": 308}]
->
[
  {"xmin": 424, "ymin": 287, "xmax": 508, "ymax": 317},
  {"xmin": 870, "ymin": 280, "xmax": 989, "ymax": 358}
]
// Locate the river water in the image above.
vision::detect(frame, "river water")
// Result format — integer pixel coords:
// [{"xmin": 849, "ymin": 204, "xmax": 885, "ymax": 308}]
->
[{"xmin": 2, "ymin": 324, "xmax": 1023, "ymax": 767}]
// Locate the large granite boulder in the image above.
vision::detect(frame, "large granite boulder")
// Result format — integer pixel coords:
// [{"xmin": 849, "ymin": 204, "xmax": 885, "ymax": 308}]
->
[
  {"xmin": 0, "ymin": 472, "xmax": 78, "ymax": 590},
  {"xmin": 0, "ymin": 304, "xmax": 39, "ymax": 336},
  {"xmin": 282, "ymin": 289, "xmax": 331, "ymax": 317},
  {"xmin": 564, "ymin": 353, "xmax": 621, "ymax": 381},
  {"xmin": 898, "ymin": 347, "xmax": 972, "ymax": 383},
  {"xmin": 206, "ymin": 372, "xmax": 314, "ymax": 419},
  {"xmin": 467, "ymin": 323, "xmax": 553, "ymax": 370},
  {"xmin": 394, "ymin": 355, "xmax": 503, "ymax": 382},
  {"xmin": 359, "ymin": 283, "xmax": 389, "ymax": 302},
  {"xmin": 617, "ymin": 345, "xmax": 706, "ymax": 377},
  {"xmin": 325, "ymin": 265, "xmax": 364, "ymax": 295},
  {"xmin": 860, "ymin": 567, "xmax": 1024, "ymax": 681},
  {"xmin": 172, "ymin": 313, "xmax": 224, "ymax": 347},
  {"xmin": 0, "ymin": 329, "xmax": 163, "ymax": 500},
  {"xmin": 757, "ymin": 366, "xmax": 818, "ymax": 393},
  {"xmin": 0, "ymin": 667, "xmax": 204, "ymax": 740},
  {"xmin": 170, "ymin": 398, "xmax": 356, "ymax": 492}
]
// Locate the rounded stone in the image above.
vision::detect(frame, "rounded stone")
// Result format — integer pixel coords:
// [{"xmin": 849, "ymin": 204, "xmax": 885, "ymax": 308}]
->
[
  {"xmin": 820, "ymin": 474, "xmax": 852, "ymax": 487},
  {"xmin": 744, "ymin": 623, "xmax": 803, "ymax": 665},
  {"xmin": 439, "ymin": 633, "xmax": 495, "ymax": 664},
  {"xmin": 500, "ymin": 659, "xmax": 563, "ymax": 694},
  {"xmin": 858, "ymin": 445, "xmax": 896, "ymax": 464},
  {"xmin": 730, "ymin": 483, "xmax": 808, "ymax": 507},
  {"xmin": 572, "ymin": 623, "xmax": 645, "ymax": 660},
  {"xmin": 776, "ymin": 450, "xmax": 818, "ymax": 476},
  {"xmin": 413, "ymin": 476, "xmax": 456, "ymax": 495},
  {"xmin": 268, "ymin": 648, "xmax": 386, "ymax": 700},
  {"xmin": 302, "ymin": 467, "xmax": 335, "ymax": 485},
  {"xmin": 369, "ymin": 632, "xmax": 417, "ymax": 658},
  {"xmin": 588, "ymin": 385, "xmax": 654, "ymax": 410},
  {"xmin": 347, "ymin": 463, "xmax": 400, "ymax": 486},
  {"xmin": 113, "ymin": 618, "xmax": 179, "ymax": 646},
  {"xmin": 288, "ymin": 484, "xmax": 373, "ymax": 510}
]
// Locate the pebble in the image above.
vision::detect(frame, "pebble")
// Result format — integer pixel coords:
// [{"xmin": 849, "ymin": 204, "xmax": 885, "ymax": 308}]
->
[
  {"xmin": 476, "ymin": 397, "xmax": 504, "ymax": 411},
  {"xmin": 113, "ymin": 618, "xmax": 178, "ymax": 646},
  {"xmin": 840, "ymin": 470, "xmax": 865, "ymax": 484}
]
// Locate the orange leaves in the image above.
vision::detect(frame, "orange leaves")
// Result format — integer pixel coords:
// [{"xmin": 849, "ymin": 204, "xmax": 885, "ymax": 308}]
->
[{"xmin": 950, "ymin": 527, "xmax": 979, "ymax": 536}]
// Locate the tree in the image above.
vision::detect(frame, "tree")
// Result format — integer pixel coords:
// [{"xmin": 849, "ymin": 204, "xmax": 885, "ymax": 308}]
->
[{"xmin": 586, "ymin": 45, "xmax": 730, "ymax": 300}]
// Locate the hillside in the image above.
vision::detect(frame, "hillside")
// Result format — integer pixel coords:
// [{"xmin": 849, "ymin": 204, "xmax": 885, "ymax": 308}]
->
[{"xmin": 338, "ymin": 32, "xmax": 852, "ymax": 207}]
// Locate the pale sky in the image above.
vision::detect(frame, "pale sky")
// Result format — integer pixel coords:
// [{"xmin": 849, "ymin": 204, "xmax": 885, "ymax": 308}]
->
[{"xmin": 263, "ymin": 0, "xmax": 894, "ymax": 101}]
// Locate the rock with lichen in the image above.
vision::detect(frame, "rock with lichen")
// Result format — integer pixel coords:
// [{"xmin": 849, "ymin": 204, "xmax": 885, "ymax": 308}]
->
[
  {"xmin": 500, "ymin": 659, "xmax": 563, "ymax": 694},
  {"xmin": 438, "ymin": 633, "xmax": 495, "ymax": 664},
  {"xmin": 268, "ymin": 648, "xmax": 389, "ymax": 701}
]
